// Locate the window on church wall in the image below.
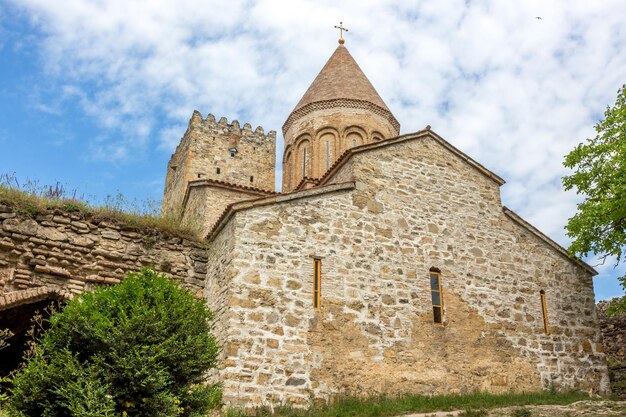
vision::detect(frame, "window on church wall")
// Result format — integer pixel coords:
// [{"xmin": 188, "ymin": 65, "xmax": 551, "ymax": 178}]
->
[
  {"xmin": 346, "ymin": 132, "xmax": 364, "ymax": 149},
  {"xmin": 302, "ymin": 147, "xmax": 308, "ymax": 178},
  {"xmin": 430, "ymin": 269, "xmax": 444, "ymax": 325},
  {"xmin": 325, "ymin": 141, "xmax": 330, "ymax": 171},
  {"xmin": 540, "ymin": 290, "xmax": 550, "ymax": 335},
  {"xmin": 313, "ymin": 258, "xmax": 321, "ymax": 309},
  {"xmin": 284, "ymin": 152, "xmax": 292, "ymax": 190}
]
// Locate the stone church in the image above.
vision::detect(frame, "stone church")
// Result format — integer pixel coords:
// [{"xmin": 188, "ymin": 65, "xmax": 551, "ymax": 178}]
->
[
  {"xmin": 0, "ymin": 36, "xmax": 610, "ymax": 406},
  {"xmin": 161, "ymin": 38, "xmax": 610, "ymax": 404}
]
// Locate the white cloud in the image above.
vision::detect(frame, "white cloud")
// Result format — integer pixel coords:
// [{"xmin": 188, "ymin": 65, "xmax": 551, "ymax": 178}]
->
[{"xmin": 7, "ymin": 0, "xmax": 626, "ymax": 258}]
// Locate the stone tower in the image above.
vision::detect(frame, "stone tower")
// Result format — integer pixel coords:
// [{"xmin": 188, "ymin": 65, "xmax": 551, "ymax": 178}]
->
[
  {"xmin": 162, "ymin": 111, "xmax": 276, "ymax": 235},
  {"xmin": 281, "ymin": 41, "xmax": 400, "ymax": 192}
]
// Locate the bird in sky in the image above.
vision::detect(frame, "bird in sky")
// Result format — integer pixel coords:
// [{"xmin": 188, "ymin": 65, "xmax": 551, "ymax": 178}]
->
[{"xmin": 535, "ymin": 16, "xmax": 542, "ymax": 20}]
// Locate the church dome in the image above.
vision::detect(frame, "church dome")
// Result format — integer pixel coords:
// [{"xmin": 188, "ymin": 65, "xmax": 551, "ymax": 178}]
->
[{"xmin": 282, "ymin": 42, "xmax": 400, "ymax": 192}]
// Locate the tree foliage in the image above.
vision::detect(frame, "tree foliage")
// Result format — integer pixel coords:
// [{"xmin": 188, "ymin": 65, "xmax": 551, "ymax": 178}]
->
[
  {"xmin": 9, "ymin": 268, "xmax": 220, "ymax": 417},
  {"xmin": 563, "ymin": 84, "xmax": 626, "ymax": 314}
]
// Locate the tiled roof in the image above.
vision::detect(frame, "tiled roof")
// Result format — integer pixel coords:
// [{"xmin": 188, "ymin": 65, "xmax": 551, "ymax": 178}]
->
[{"xmin": 284, "ymin": 45, "xmax": 398, "ymax": 134}]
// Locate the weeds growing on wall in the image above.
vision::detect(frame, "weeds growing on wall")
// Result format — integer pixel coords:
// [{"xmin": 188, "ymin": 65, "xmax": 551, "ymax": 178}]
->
[{"xmin": 0, "ymin": 173, "xmax": 202, "ymax": 239}]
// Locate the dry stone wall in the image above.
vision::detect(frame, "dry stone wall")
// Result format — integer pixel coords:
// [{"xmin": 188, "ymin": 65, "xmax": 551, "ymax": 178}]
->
[
  {"xmin": 597, "ymin": 300, "xmax": 626, "ymax": 398},
  {"xmin": 0, "ymin": 204, "xmax": 208, "ymax": 297},
  {"xmin": 597, "ymin": 301, "xmax": 626, "ymax": 361},
  {"xmin": 209, "ymin": 134, "xmax": 609, "ymax": 406}
]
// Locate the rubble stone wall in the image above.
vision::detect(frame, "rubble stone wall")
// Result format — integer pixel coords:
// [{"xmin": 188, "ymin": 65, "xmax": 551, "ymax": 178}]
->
[
  {"xmin": 0, "ymin": 204, "xmax": 207, "ymax": 297},
  {"xmin": 211, "ymin": 135, "xmax": 609, "ymax": 406},
  {"xmin": 182, "ymin": 184, "xmax": 267, "ymax": 237},
  {"xmin": 597, "ymin": 300, "xmax": 626, "ymax": 361}
]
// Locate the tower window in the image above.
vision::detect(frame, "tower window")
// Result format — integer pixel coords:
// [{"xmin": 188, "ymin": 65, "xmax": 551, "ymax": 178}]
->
[
  {"xmin": 540, "ymin": 290, "xmax": 550, "ymax": 335},
  {"xmin": 302, "ymin": 147, "xmax": 308, "ymax": 177},
  {"xmin": 325, "ymin": 141, "xmax": 330, "ymax": 171},
  {"xmin": 352, "ymin": 139, "xmax": 356, "ymax": 147},
  {"xmin": 216, "ymin": 168, "xmax": 221, "ymax": 174},
  {"xmin": 230, "ymin": 152, "xmax": 235, "ymax": 158},
  {"xmin": 430, "ymin": 269, "xmax": 444, "ymax": 325},
  {"xmin": 250, "ymin": 176, "xmax": 254, "ymax": 183},
  {"xmin": 313, "ymin": 258, "xmax": 321, "ymax": 309}
]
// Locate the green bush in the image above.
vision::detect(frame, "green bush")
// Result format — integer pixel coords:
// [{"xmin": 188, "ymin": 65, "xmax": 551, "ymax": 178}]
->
[{"xmin": 9, "ymin": 268, "xmax": 220, "ymax": 417}]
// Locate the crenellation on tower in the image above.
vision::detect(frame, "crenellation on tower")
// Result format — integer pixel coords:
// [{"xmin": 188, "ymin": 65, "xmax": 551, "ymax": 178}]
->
[{"xmin": 162, "ymin": 110, "xmax": 276, "ymax": 222}]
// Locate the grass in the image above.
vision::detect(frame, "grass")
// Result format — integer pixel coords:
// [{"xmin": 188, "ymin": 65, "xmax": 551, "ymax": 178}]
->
[
  {"xmin": 226, "ymin": 391, "xmax": 595, "ymax": 417},
  {"xmin": 0, "ymin": 178, "xmax": 202, "ymax": 241}
]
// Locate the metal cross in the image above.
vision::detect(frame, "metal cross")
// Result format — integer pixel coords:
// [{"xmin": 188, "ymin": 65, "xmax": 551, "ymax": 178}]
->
[{"xmin": 334, "ymin": 22, "xmax": 349, "ymax": 39}]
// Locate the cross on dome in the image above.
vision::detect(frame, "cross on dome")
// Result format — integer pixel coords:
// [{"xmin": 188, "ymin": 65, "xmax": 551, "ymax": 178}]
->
[{"xmin": 334, "ymin": 21, "xmax": 349, "ymax": 44}]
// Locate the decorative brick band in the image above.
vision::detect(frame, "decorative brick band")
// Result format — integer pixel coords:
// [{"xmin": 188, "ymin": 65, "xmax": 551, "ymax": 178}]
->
[{"xmin": 282, "ymin": 99, "xmax": 401, "ymax": 135}]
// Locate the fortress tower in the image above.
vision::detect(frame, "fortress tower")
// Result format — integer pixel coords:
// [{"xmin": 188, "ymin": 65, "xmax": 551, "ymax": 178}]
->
[
  {"xmin": 162, "ymin": 111, "xmax": 276, "ymax": 235},
  {"xmin": 281, "ymin": 40, "xmax": 400, "ymax": 192}
]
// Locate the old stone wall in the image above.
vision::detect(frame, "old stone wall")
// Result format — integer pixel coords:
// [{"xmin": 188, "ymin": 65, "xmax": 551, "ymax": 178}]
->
[
  {"xmin": 597, "ymin": 300, "xmax": 626, "ymax": 361},
  {"xmin": 209, "ymin": 134, "xmax": 609, "ymax": 406},
  {"xmin": 163, "ymin": 111, "xmax": 276, "ymax": 218},
  {"xmin": 597, "ymin": 300, "xmax": 626, "ymax": 398},
  {"xmin": 182, "ymin": 182, "xmax": 270, "ymax": 237},
  {"xmin": 0, "ymin": 204, "xmax": 208, "ymax": 297}
]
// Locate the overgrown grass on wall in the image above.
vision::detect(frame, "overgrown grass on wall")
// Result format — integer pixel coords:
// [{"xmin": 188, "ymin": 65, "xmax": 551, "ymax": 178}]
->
[{"xmin": 0, "ymin": 174, "xmax": 201, "ymax": 240}]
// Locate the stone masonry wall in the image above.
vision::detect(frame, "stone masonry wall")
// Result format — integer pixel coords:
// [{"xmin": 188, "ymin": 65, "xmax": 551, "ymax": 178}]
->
[
  {"xmin": 163, "ymin": 111, "xmax": 276, "ymax": 217},
  {"xmin": 0, "ymin": 204, "xmax": 208, "ymax": 297},
  {"xmin": 182, "ymin": 183, "xmax": 269, "ymax": 237},
  {"xmin": 210, "ymin": 134, "xmax": 609, "ymax": 406},
  {"xmin": 597, "ymin": 300, "xmax": 626, "ymax": 361},
  {"xmin": 597, "ymin": 300, "xmax": 626, "ymax": 397}
]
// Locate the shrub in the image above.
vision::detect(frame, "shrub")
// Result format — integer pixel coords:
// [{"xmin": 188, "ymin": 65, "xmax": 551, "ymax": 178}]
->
[{"xmin": 9, "ymin": 268, "xmax": 220, "ymax": 417}]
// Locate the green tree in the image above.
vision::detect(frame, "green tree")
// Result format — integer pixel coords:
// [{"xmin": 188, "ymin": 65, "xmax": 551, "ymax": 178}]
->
[
  {"xmin": 9, "ymin": 268, "xmax": 220, "ymax": 417},
  {"xmin": 563, "ymin": 84, "xmax": 626, "ymax": 315}
]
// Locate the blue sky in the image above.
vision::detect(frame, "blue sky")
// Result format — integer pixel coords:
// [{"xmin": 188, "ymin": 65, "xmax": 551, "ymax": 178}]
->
[{"xmin": 0, "ymin": 0, "xmax": 625, "ymax": 300}]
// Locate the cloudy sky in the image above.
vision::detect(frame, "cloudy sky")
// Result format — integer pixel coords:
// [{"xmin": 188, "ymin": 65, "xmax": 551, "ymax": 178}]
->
[{"xmin": 0, "ymin": 0, "xmax": 624, "ymax": 300}]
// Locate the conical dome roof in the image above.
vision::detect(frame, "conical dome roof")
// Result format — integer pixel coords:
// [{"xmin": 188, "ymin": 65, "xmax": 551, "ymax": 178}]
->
[
  {"xmin": 282, "ymin": 44, "xmax": 400, "ymax": 135},
  {"xmin": 294, "ymin": 45, "xmax": 391, "ymax": 112}
]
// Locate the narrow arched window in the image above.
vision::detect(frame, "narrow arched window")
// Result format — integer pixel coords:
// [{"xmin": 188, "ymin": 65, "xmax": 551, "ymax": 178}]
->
[
  {"xmin": 302, "ymin": 147, "xmax": 308, "ymax": 177},
  {"xmin": 540, "ymin": 290, "xmax": 550, "ymax": 335},
  {"xmin": 313, "ymin": 258, "xmax": 321, "ymax": 309},
  {"xmin": 430, "ymin": 269, "xmax": 444, "ymax": 325},
  {"xmin": 325, "ymin": 141, "xmax": 330, "ymax": 171}
]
